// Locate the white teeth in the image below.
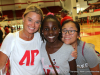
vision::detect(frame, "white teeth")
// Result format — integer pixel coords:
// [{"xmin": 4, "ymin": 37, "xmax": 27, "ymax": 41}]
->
[
  {"xmin": 48, "ymin": 36, "xmax": 55, "ymax": 39},
  {"xmin": 29, "ymin": 27, "xmax": 35, "ymax": 30},
  {"xmin": 65, "ymin": 38, "xmax": 70, "ymax": 39}
]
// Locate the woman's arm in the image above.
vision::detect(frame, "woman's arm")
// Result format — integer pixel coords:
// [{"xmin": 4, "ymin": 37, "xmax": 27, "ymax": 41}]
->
[
  {"xmin": 69, "ymin": 59, "xmax": 77, "ymax": 75},
  {"xmin": 0, "ymin": 51, "xmax": 8, "ymax": 69},
  {"xmin": 90, "ymin": 64, "xmax": 100, "ymax": 75}
]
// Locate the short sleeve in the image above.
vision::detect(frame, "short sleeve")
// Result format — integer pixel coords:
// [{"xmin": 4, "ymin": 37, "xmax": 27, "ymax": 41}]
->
[
  {"xmin": 0, "ymin": 33, "xmax": 14, "ymax": 57},
  {"xmin": 84, "ymin": 43, "xmax": 99, "ymax": 68},
  {"xmin": 68, "ymin": 46, "xmax": 75, "ymax": 62}
]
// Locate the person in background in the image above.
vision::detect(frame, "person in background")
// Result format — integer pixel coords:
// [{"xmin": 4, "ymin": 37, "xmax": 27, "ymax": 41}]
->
[
  {"xmin": 56, "ymin": 15, "xmax": 61, "ymax": 22},
  {"xmin": 61, "ymin": 20, "xmax": 100, "ymax": 75},
  {"xmin": 59, "ymin": 9, "xmax": 73, "ymax": 25},
  {"xmin": 4, "ymin": 26, "xmax": 9, "ymax": 36},
  {"xmin": 11, "ymin": 26, "xmax": 13, "ymax": 33},
  {"xmin": 40, "ymin": 15, "xmax": 77, "ymax": 75},
  {"xmin": 8, "ymin": 25, "xmax": 11, "ymax": 33},
  {"xmin": 0, "ymin": 5, "xmax": 44, "ymax": 75},
  {"xmin": 0, "ymin": 25, "xmax": 5, "ymax": 47}
]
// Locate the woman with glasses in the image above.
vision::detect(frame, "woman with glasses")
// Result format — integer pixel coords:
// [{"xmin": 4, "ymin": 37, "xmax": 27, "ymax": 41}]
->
[{"xmin": 61, "ymin": 20, "xmax": 100, "ymax": 75}]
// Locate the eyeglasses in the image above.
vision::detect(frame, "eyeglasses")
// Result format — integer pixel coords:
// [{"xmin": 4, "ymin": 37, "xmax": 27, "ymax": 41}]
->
[{"xmin": 62, "ymin": 30, "xmax": 78, "ymax": 35}]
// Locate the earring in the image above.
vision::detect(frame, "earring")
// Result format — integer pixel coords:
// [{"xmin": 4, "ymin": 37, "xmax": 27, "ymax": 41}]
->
[
  {"xmin": 42, "ymin": 33, "xmax": 43, "ymax": 34},
  {"xmin": 59, "ymin": 32, "xmax": 61, "ymax": 33}
]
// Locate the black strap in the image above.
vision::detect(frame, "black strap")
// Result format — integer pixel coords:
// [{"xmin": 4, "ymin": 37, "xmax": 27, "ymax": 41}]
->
[{"xmin": 47, "ymin": 51, "xmax": 58, "ymax": 75}]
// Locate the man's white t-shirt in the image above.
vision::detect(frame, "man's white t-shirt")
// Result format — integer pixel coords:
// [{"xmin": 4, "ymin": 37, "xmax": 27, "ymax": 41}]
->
[{"xmin": 0, "ymin": 31, "xmax": 43, "ymax": 75}]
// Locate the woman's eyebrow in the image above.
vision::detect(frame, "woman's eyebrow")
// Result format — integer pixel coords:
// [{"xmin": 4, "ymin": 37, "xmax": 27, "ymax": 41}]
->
[
  {"xmin": 27, "ymin": 17, "xmax": 32, "ymax": 19},
  {"xmin": 27, "ymin": 17, "xmax": 41, "ymax": 22},
  {"xmin": 43, "ymin": 25, "xmax": 49, "ymax": 28},
  {"xmin": 70, "ymin": 27, "xmax": 74, "ymax": 28}
]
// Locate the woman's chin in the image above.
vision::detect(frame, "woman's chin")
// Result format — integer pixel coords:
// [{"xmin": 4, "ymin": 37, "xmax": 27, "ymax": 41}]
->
[{"xmin": 64, "ymin": 41, "xmax": 70, "ymax": 45}]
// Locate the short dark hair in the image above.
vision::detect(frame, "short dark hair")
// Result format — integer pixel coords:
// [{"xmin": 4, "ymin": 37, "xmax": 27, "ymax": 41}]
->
[
  {"xmin": 40, "ymin": 15, "xmax": 62, "ymax": 42},
  {"xmin": 59, "ymin": 9, "xmax": 69, "ymax": 14}
]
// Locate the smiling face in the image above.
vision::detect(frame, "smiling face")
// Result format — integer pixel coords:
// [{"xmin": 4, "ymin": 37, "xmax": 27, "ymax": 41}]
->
[
  {"xmin": 23, "ymin": 12, "xmax": 41, "ymax": 34},
  {"xmin": 42, "ymin": 18, "xmax": 60, "ymax": 43},
  {"xmin": 62, "ymin": 22, "xmax": 80, "ymax": 45}
]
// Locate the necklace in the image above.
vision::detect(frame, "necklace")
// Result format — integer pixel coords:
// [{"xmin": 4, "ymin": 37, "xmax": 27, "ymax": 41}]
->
[{"xmin": 23, "ymin": 31, "xmax": 34, "ymax": 39}]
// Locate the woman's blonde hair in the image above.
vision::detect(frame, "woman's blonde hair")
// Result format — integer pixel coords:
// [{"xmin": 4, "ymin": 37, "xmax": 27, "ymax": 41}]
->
[{"xmin": 23, "ymin": 5, "xmax": 43, "ymax": 21}]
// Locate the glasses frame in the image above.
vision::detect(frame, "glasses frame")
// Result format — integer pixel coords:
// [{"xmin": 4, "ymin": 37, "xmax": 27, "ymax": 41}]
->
[{"xmin": 62, "ymin": 30, "xmax": 78, "ymax": 35}]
